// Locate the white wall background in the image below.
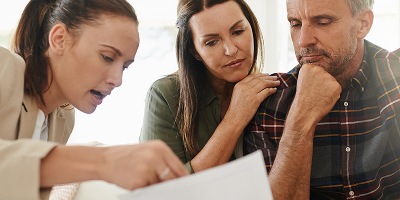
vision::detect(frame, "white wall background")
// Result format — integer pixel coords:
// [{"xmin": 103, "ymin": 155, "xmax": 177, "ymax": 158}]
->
[{"xmin": 0, "ymin": 0, "xmax": 399, "ymax": 145}]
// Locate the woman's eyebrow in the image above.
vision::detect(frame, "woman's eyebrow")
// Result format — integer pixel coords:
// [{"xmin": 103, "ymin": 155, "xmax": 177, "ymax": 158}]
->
[
  {"xmin": 230, "ymin": 19, "xmax": 244, "ymax": 31},
  {"xmin": 100, "ymin": 44, "xmax": 122, "ymax": 56}
]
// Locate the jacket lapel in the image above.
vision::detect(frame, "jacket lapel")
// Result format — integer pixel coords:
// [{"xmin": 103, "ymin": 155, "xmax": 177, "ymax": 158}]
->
[
  {"xmin": 48, "ymin": 111, "xmax": 66, "ymax": 144},
  {"xmin": 18, "ymin": 95, "xmax": 68, "ymax": 143},
  {"xmin": 18, "ymin": 95, "xmax": 38, "ymax": 139}
]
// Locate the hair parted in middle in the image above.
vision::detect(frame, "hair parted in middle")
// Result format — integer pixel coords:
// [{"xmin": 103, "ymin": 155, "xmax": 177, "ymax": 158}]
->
[{"xmin": 175, "ymin": 0, "xmax": 264, "ymax": 158}]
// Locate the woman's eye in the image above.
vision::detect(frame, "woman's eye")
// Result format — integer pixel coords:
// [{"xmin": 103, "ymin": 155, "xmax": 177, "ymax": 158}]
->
[
  {"xmin": 102, "ymin": 55, "xmax": 114, "ymax": 62},
  {"xmin": 122, "ymin": 66, "xmax": 128, "ymax": 71},
  {"xmin": 233, "ymin": 30, "xmax": 244, "ymax": 35},
  {"xmin": 206, "ymin": 40, "xmax": 217, "ymax": 46}
]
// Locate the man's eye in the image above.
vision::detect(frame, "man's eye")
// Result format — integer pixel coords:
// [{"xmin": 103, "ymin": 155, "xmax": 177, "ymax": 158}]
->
[
  {"xmin": 102, "ymin": 55, "xmax": 114, "ymax": 62},
  {"xmin": 318, "ymin": 21, "xmax": 331, "ymax": 26},
  {"xmin": 290, "ymin": 21, "xmax": 301, "ymax": 27}
]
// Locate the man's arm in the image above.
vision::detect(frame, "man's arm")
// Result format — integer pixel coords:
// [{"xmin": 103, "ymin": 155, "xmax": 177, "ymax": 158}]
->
[{"xmin": 247, "ymin": 64, "xmax": 342, "ymax": 200}]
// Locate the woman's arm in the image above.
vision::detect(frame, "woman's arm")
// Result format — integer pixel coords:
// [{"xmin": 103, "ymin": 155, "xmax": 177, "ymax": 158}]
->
[
  {"xmin": 140, "ymin": 78, "xmax": 190, "ymax": 169},
  {"xmin": 40, "ymin": 140, "xmax": 189, "ymax": 189},
  {"xmin": 190, "ymin": 73, "xmax": 280, "ymax": 172}
]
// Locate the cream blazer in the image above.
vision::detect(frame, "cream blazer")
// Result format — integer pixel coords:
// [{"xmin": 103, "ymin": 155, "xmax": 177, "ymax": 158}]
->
[{"xmin": 0, "ymin": 46, "xmax": 75, "ymax": 200}]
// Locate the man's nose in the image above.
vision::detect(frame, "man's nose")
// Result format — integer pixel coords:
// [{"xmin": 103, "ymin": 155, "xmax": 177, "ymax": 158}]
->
[{"xmin": 298, "ymin": 24, "xmax": 317, "ymax": 48}]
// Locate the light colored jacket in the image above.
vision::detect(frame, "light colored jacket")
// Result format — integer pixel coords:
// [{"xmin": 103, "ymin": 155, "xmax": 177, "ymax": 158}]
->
[{"xmin": 0, "ymin": 46, "xmax": 75, "ymax": 200}]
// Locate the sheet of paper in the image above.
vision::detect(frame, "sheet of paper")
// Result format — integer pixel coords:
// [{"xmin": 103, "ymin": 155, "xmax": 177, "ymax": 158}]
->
[{"xmin": 118, "ymin": 150, "xmax": 273, "ymax": 200}]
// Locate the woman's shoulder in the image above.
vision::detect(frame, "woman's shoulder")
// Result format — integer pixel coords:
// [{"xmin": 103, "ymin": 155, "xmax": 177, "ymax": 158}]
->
[
  {"xmin": 0, "ymin": 47, "xmax": 25, "ymax": 70},
  {"xmin": 0, "ymin": 47, "xmax": 25, "ymax": 102},
  {"xmin": 149, "ymin": 74, "xmax": 180, "ymax": 98}
]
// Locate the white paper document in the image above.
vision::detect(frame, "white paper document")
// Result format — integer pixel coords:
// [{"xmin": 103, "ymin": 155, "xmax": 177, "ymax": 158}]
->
[{"xmin": 118, "ymin": 150, "xmax": 273, "ymax": 200}]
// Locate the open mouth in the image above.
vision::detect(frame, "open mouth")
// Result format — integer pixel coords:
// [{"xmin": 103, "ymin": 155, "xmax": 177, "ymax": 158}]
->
[{"xmin": 90, "ymin": 90, "xmax": 107, "ymax": 100}]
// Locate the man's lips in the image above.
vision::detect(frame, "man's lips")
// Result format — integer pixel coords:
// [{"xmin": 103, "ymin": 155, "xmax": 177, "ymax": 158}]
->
[
  {"xmin": 300, "ymin": 55, "xmax": 323, "ymax": 63},
  {"xmin": 224, "ymin": 59, "xmax": 245, "ymax": 68}
]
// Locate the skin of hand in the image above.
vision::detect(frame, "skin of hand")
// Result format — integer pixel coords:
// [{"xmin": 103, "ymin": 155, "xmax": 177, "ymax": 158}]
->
[
  {"xmin": 268, "ymin": 63, "xmax": 342, "ymax": 200},
  {"xmin": 191, "ymin": 73, "xmax": 280, "ymax": 172},
  {"xmin": 291, "ymin": 63, "xmax": 342, "ymax": 126},
  {"xmin": 225, "ymin": 73, "xmax": 280, "ymax": 128},
  {"xmin": 40, "ymin": 140, "xmax": 189, "ymax": 190}
]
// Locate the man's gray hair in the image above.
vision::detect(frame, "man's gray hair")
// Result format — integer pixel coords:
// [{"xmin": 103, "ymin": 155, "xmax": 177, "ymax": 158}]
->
[{"xmin": 347, "ymin": 0, "xmax": 374, "ymax": 16}]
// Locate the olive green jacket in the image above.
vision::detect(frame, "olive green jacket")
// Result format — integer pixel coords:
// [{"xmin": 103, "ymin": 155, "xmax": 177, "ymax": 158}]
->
[{"xmin": 140, "ymin": 74, "xmax": 238, "ymax": 173}]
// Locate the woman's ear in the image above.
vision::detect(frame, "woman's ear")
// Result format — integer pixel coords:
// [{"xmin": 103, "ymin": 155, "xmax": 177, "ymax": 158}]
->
[
  {"xmin": 356, "ymin": 9, "xmax": 374, "ymax": 39},
  {"xmin": 48, "ymin": 23, "xmax": 69, "ymax": 56},
  {"xmin": 190, "ymin": 47, "xmax": 202, "ymax": 61}
]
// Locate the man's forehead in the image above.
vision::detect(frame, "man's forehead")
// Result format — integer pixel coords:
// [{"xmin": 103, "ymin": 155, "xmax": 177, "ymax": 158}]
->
[{"xmin": 286, "ymin": 0, "xmax": 351, "ymax": 19}]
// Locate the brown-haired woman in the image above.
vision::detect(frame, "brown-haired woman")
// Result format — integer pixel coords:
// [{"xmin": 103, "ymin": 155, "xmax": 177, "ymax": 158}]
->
[
  {"xmin": 140, "ymin": 0, "xmax": 280, "ymax": 173},
  {"xmin": 0, "ymin": 0, "xmax": 188, "ymax": 199}
]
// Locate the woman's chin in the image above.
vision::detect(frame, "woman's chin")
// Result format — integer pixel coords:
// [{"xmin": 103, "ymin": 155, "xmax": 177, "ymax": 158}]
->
[{"xmin": 75, "ymin": 104, "xmax": 97, "ymax": 114}]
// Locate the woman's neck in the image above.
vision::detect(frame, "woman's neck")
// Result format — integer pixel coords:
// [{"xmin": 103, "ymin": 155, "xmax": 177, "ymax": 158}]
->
[
  {"xmin": 208, "ymin": 76, "xmax": 234, "ymax": 101},
  {"xmin": 40, "ymin": 84, "xmax": 67, "ymax": 116}
]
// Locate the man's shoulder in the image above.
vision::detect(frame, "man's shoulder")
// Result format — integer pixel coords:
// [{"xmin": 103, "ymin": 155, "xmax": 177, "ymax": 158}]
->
[
  {"xmin": 365, "ymin": 41, "xmax": 400, "ymax": 60},
  {"xmin": 365, "ymin": 41, "xmax": 400, "ymax": 115},
  {"xmin": 255, "ymin": 66, "xmax": 301, "ymax": 121}
]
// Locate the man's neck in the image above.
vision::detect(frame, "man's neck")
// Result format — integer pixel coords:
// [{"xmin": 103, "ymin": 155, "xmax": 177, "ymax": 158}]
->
[{"xmin": 336, "ymin": 41, "xmax": 365, "ymax": 90}]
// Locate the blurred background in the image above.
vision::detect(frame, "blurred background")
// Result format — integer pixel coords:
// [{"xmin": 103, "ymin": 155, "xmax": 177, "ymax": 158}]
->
[{"xmin": 0, "ymin": 0, "xmax": 398, "ymax": 145}]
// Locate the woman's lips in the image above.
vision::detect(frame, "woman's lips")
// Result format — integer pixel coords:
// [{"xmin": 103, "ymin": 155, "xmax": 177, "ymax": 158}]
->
[
  {"xmin": 225, "ymin": 59, "xmax": 245, "ymax": 68},
  {"xmin": 90, "ymin": 90, "xmax": 109, "ymax": 105}
]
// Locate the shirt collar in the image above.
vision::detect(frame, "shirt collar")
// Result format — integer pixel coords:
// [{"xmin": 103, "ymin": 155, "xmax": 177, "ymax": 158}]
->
[
  {"xmin": 347, "ymin": 44, "xmax": 371, "ymax": 92},
  {"xmin": 204, "ymin": 80, "xmax": 219, "ymax": 108}
]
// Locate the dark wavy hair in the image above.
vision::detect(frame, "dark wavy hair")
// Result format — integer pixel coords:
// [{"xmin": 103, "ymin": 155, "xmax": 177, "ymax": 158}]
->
[
  {"xmin": 11, "ymin": 0, "xmax": 138, "ymax": 106},
  {"xmin": 175, "ymin": 0, "xmax": 264, "ymax": 157}
]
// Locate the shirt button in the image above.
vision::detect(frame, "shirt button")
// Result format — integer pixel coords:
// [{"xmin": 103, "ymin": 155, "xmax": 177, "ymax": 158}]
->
[
  {"xmin": 344, "ymin": 102, "xmax": 349, "ymax": 107},
  {"xmin": 349, "ymin": 191, "xmax": 354, "ymax": 196},
  {"xmin": 361, "ymin": 87, "xmax": 364, "ymax": 92},
  {"xmin": 346, "ymin": 147, "xmax": 351, "ymax": 152}
]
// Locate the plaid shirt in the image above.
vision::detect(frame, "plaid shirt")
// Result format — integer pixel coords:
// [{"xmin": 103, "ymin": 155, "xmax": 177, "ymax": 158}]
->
[{"xmin": 244, "ymin": 41, "xmax": 400, "ymax": 199}]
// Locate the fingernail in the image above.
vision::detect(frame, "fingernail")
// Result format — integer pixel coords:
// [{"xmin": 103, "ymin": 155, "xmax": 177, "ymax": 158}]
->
[
  {"xmin": 264, "ymin": 73, "xmax": 270, "ymax": 75},
  {"xmin": 275, "ymin": 80, "xmax": 281, "ymax": 84}
]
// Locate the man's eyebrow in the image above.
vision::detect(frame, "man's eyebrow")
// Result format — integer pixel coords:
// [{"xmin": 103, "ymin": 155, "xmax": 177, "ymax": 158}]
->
[
  {"xmin": 287, "ymin": 15, "xmax": 335, "ymax": 22},
  {"xmin": 100, "ymin": 44, "xmax": 122, "ymax": 56},
  {"xmin": 313, "ymin": 15, "xmax": 335, "ymax": 20}
]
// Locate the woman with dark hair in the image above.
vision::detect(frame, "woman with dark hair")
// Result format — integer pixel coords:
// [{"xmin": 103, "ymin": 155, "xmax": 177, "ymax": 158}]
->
[
  {"xmin": 0, "ymin": 0, "xmax": 188, "ymax": 199},
  {"xmin": 140, "ymin": 0, "xmax": 280, "ymax": 173}
]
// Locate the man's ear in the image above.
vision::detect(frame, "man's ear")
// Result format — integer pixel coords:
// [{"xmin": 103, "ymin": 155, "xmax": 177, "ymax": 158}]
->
[
  {"xmin": 48, "ymin": 23, "xmax": 69, "ymax": 56},
  {"xmin": 356, "ymin": 9, "xmax": 374, "ymax": 39},
  {"xmin": 190, "ymin": 47, "xmax": 202, "ymax": 61}
]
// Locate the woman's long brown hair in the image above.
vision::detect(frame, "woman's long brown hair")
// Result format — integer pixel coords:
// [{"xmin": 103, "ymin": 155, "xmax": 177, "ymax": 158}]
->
[{"xmin": 175, "ymin": 0, "xmax": 264, "ymax": 158}]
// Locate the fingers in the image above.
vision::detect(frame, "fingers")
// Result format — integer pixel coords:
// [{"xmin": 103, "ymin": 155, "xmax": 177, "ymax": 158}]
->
[
  {"xmin": 257, "ymin": 87, "xmax": 278, "ymax": 101},
  {"xmin": 245, "ymin": 75, "xmax": 280, "ymax": 95},
  {"xmin": 151, "ymin": 140, "xmax": 189, "ymax": 182}
]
